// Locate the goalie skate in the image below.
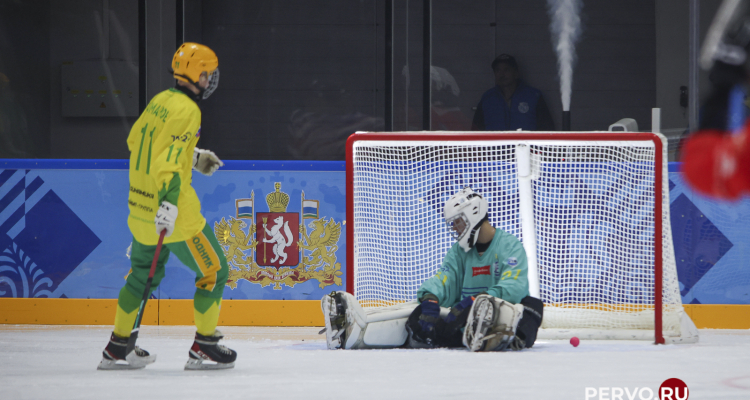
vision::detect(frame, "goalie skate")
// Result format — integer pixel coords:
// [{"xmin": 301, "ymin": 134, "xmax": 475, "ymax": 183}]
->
[
  {"xmin": 463, "ymin": 295, "xmax": 525, "ymax": 352},
  {"xmin": 321, "ymin": 291, "xmax": 351, "ymax": 349},
  {"xmin": 321, "ymin": 291, "xmax": 372, "ymax": 349},
  {"xmin": 97, "ymin": 332, "xmax": 156, "ymax": 370},
  {"xmin": 185, "ymin": 330, "xmax": 237, "ymax": 370}
]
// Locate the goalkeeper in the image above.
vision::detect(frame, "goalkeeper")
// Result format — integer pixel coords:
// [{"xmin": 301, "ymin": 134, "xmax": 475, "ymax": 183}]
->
[
  {"xmin": 98, "ymin": 43, "xmax": 236, "ymax": 370},
  {"xmin": 321, "ymin": 187, "xmax": 543, "ymax": 351}
]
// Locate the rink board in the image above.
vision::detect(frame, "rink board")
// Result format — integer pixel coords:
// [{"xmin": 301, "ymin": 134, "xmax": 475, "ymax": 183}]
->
[
  {"xmin": 0, "ymin": 159, "xmax": 749, "ymax": 327},
  {"xmin": 0, "ymin": 160, "xmax": 347, "ymax": 302}
]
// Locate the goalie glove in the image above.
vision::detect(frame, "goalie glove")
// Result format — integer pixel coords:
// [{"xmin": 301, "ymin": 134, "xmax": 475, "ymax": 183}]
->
[
  {"xmin": 447, "ymin": 295, "xmax": 475, "ymax": 322},
  {"xmin": 155, "ymin": 201, "xmax": 178, "ymax": 237},
  {"xmin": 193, "ymin": 147, "xmax": 224, "ymax": 176},
  {"xmin": 442, "ymin": 295, "xmax": 475, "ymax": 337},
  {"xmin": 419, "ymin": 297, "xmax": 441, "ymax": 334},
  {"xmin": 406, "ymin": 294, "xmax": 441, "ymax": 347}
]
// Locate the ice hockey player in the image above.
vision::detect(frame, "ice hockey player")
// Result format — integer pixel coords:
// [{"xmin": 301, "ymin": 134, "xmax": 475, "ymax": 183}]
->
[
  {"xmin": 321, "ymin": 187, "xmax": 543, "ymax": 351},
  {"xmin": 98, "ymin": 43, "xmax": 237, "ymax": 370},
  {"xmin": 682, "ymin": 0, "xmax": 750, "ymax": 199}
]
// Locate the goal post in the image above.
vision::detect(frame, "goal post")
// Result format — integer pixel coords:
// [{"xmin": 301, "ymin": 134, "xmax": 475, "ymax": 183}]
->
[{"xmin": 346, "ymin": 131, "xmax": 698, "ymax": 344}]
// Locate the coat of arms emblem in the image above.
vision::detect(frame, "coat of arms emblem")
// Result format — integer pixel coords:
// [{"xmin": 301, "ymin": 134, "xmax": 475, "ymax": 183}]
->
[
  {"xmin": 257, "ymin": 183, "xmax": 299, "ymax": 267},
  {"xmin": 213, "ymin": 182, "xmax": 342, "ymax": 290}
]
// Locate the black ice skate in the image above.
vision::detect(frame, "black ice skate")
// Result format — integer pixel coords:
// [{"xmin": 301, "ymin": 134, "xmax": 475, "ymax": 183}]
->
[
  {"xmin": 97, "ymin": 332, "xmax": 156, "ymax": 370},
  {"xmin": 185, "ymin": 330, "xmax": 237, "ymax": 370}
]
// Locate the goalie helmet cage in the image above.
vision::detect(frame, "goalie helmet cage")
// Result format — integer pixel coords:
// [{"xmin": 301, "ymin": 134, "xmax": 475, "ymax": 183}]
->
[{"xmin": 345, "ymin": 131, "xmax": 698, "ymax": 345}]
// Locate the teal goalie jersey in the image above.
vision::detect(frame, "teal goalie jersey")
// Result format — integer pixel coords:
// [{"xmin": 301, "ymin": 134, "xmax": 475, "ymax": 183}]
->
[{"xmin": 417, "ymin": 228, "xmax": 530, "ymax": 307}]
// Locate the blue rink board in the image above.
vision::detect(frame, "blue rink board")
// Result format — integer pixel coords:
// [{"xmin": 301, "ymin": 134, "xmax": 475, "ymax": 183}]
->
[
  {"xmin": 0, "ymin": 160, "xmax": 346, "ymax": 301},
  {"xmin": 0, "ymin": 160, "xmax": 748, "ymax": 304}
]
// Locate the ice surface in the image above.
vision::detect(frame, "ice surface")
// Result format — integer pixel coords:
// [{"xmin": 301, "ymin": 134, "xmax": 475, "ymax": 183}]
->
[{"xmin": 0, "ymin": 325, "xmax": 748, "ymax": 399}]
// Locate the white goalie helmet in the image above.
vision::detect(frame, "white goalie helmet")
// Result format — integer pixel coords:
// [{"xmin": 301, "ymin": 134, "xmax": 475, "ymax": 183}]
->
[{"xmin": 443, "ymin": 187, "xmax": 489, "ymax": 252}]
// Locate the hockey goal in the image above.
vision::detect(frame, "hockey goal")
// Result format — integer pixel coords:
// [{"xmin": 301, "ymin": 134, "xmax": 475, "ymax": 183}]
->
[{"xmin": 346, "ymin": 131, "xmax": 698, "ymax": 344}]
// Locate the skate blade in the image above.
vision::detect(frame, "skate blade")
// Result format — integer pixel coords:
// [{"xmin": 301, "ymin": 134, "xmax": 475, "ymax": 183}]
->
[
  {"xmin": 184, "ymin": 358, "xmax": 235, "ymax": 370},
  {"xmin": 123, "ymin": 352, "xmax": 157, "ymax": 368},
  {"xmin": 97, "ymin": 356, "xmax": 153, "ymax": 370}
]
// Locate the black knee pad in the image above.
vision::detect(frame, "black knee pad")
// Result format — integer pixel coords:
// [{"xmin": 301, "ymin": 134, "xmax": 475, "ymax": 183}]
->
[
  {"xmin": 406, "ymin": 304, "xmax": 438, "ymax": 348},
  {"xmin": 434, "ymin": 304, "xmax": 472, "ymax": 347},
  {"xmin": 515, "ymin": 296, "xmax": 544, "ymax": 348}
]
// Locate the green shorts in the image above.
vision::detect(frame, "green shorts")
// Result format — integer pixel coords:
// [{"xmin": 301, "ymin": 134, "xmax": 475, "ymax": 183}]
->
[{"xmin": 126, "ymin": 222, "xmax": 228, "ymax": 299}]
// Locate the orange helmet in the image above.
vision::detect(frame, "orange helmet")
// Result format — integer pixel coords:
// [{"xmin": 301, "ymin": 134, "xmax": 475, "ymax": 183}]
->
[{"xmin": 172, "ymin": 43, "xmax": 219, "ymax": 99}]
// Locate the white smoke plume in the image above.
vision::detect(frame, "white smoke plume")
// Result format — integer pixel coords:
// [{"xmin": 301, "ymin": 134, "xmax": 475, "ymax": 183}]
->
[{"xmin": 546, "ymin": 0, "xmax": 583, "ymax": 112}]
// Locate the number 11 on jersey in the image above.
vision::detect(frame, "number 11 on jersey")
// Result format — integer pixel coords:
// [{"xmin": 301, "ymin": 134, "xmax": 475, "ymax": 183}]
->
[{"xmin": 135, "ymin": 123, "xmax": 156, "ymax": 173}]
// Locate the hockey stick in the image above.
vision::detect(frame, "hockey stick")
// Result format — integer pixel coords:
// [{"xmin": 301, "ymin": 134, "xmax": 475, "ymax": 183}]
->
[{"xmin": 125, "ymin": 229, "xmax": 166, "ymax": 359}]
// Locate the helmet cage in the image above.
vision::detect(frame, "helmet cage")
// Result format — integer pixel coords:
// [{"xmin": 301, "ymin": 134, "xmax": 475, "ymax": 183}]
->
[
  {"xmin": 202, "ymin": 68, "xmax": 220, "ymax": 99},
  {"xmin": 446, "ymin": 213, "xmax": 470, "ymax": 242}
]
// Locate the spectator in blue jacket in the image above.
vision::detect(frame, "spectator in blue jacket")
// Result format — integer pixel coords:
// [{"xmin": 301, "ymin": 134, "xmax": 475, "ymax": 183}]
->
[{"xmin": 472, "ymin": 54, "xmax": 554, "ymax": 131}]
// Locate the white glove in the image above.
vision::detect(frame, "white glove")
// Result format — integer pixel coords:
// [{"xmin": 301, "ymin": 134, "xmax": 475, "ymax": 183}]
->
[
  {"xmin": 155, "ymin": 201, "xmax": 178, "ymax": 237},
  {"xmin": 193, "ymin": 147, "xmax": 224, "ymax": 176}
]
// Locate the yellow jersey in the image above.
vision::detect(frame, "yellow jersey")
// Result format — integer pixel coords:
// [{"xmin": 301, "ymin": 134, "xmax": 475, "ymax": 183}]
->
[{"xmin": 126, "ymin": 88, "xmax": 205, "ymax": 245}]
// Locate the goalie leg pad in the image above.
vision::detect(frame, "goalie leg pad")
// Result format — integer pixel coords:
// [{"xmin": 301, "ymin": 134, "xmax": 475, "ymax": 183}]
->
[
  {"xmin": 463, "ymin": 295, "xmax": 525, "ymax": 352},
  {"xmin": 361, "ymin": 318, "xmax": 409, "ymax": 347},
  {"xmin": 321, "ymin": 291, "xmax": 422, "ymax": 349}
]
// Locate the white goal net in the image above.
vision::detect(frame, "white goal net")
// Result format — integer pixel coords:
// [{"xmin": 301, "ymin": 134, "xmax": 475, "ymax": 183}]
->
[{"xmin": 346, "ymin": 131, "xmax": 698, "ymax": 344}]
